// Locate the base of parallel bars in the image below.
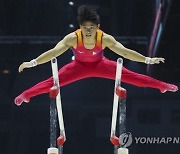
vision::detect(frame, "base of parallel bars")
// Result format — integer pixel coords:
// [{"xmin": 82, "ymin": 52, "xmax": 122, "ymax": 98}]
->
[
  {"xmin": 118, "ymin": 148, "xmax": 129, "ymax": 154},
  {"xmin": 47, "ymin": 147, "xmax": 58, "ymax": 154}
]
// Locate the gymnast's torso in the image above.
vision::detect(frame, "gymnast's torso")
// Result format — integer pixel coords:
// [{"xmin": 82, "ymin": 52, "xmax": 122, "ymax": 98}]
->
[{"xmin": 71, "ymin": 29, "xmax": 105, "ymax": 62}]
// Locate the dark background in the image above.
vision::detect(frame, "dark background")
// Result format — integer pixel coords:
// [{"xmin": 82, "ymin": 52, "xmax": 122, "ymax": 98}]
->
[{"xmin": 0, "ymin": 0, "xmax": 180, "ymax": 154}]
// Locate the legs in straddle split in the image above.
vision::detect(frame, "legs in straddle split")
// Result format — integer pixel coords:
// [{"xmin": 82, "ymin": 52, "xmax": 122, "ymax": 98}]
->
[{"xmin": 14, "ymin": 58, "xmax": 178, "ymax": 106}]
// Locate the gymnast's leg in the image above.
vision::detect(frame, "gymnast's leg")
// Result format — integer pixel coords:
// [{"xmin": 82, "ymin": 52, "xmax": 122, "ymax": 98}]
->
[
  {"xmin": 14, "ymin": 60, "xmax": 93, "ymax": 106},
  {"xmin": 92, "ymin": 58, "xmax": 178, "ymax": 93}
]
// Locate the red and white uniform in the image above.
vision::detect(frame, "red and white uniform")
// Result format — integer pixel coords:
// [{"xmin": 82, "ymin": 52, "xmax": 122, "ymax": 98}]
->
[
  {"xmin": 14, "ymin": 29, "xmax": 177, "ymax": 104},
  {"xmin": 72, "ymin": 29, "xmax": 104, "ymax": 62}
]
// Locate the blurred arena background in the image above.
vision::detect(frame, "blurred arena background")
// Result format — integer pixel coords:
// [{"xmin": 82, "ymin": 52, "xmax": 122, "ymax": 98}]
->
[{"xmin": 0, "ymin": 0, "xmax": 180, "ymax": 154}]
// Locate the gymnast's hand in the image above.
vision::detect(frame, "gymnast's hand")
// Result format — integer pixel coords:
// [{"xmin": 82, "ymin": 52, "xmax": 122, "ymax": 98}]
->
[
  {"xmin": 18, "ymin": 62, "xmax": 31, "ymax": 72},
  {"xmin": 145, "ymin": 57, "xmax": 165, "ymax": 64},
  {"xmin": 18, "ymin": 59, "xmax": 37, "ymax": 72}
]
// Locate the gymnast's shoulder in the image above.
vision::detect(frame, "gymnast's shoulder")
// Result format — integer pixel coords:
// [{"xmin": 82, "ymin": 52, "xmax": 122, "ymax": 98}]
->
[
  {"xmin": 102, "ymin": 32, "xmax": 117, "ymax": 48},
  {"xmin": 62, "ymin": 32, "xmax": 77, "ymax": 47}
]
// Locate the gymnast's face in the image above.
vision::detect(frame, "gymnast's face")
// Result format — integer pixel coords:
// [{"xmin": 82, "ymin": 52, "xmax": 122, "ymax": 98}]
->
[{"xmin": 80, "ymin": 21, "xmax": 100, "ymax": 39}]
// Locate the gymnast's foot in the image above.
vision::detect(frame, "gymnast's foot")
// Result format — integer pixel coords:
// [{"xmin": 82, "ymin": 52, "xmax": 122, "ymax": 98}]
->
[
  {"xmin": 14, "ymin": 92, "xmax": 30, "ymax": 106},
  {"xmin": 160, "ymin": 83, "xmax": 178, "ymax": 93}
]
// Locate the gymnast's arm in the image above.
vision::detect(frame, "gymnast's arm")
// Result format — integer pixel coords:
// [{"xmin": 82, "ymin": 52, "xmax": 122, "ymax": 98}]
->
[
  {"xmin": 18, "ymin": 32, "xmax": 76, "ymax": 72},
  {"xmin": 102, "ymin": 33, "xmax": 165, "ymax": 64}
]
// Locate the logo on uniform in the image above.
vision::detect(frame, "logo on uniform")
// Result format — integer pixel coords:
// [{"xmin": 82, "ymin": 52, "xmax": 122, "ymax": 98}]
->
[
  {"xmin": 92, "ymin": 51, "xmax": 100, "ymax": 55},
  {"xmin": 78, "ymin": 51, "xmax": 84, "ymax": 54}
]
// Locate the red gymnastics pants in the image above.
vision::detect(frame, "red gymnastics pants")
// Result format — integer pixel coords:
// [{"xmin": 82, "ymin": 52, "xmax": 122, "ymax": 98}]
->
[{"xmin": 22, "ymin": 57, "xmax": 167, "ymax": 100}]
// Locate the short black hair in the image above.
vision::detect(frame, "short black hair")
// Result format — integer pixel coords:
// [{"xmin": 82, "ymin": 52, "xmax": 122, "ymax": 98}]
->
[{"xmin": 77, "ymin": 5, "xmax": 100, "ymax": 25}]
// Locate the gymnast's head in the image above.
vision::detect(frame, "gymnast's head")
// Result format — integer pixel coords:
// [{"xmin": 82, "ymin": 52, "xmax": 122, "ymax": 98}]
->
[{"xmin": 77, "ymin": 5, "xmax": 100, "ymax": 39}]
